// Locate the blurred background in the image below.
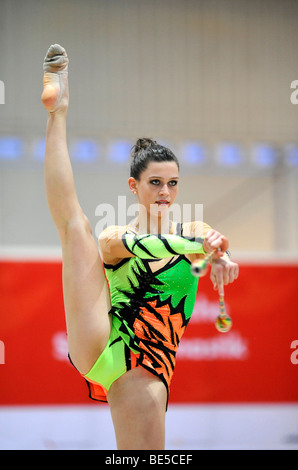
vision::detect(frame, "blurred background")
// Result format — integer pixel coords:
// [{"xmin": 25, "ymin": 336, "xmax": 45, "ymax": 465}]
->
[{"xmin": 0, "ymin": 0, "xmax": 297, "ymax": 450}]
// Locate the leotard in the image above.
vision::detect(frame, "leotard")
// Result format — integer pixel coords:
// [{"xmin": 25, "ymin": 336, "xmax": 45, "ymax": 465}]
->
[{"xmin": 81, "ymin": 222, "xmax": 210, "ymax": 404}]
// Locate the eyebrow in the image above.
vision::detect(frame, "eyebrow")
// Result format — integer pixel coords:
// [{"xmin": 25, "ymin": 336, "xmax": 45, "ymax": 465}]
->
[{"xmin": 148, "ymin": 176, "xmax": 179, "ymax": 179}]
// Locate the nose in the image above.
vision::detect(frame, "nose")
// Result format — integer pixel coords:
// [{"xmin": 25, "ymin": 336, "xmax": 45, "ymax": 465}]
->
[{"xmin": 159, "ymin": 184, "xmax": 169, "ymax": 197}]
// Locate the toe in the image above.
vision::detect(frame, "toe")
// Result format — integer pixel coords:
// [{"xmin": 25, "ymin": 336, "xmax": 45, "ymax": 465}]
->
[{"xmin": 43, "ymin": 44, "xmax": 68, "ymax": 73}]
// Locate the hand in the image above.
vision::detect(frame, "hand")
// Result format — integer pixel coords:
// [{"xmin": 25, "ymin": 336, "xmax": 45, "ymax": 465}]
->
[
  {"xmin": 210, "ymin": 257, "xmax": 239, "ymax": 297},
  {"xmin": 203, "ymin": 229, "xmax": 229, "ymax": 259}
]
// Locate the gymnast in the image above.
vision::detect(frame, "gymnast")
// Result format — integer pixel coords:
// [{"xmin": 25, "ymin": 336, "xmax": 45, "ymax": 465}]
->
[{"xmin": 41, "ymin": 44, "xmax": 239, "ymax": 450}]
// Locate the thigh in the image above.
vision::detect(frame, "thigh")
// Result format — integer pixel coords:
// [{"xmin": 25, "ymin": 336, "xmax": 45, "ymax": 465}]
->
[
  {"xmin": 61, "ymin": 216, "xmax": 111, "ymax": 374},
  {"xmin": 107, "ymin": 367, "xmax": 167, "ymax": 450}
]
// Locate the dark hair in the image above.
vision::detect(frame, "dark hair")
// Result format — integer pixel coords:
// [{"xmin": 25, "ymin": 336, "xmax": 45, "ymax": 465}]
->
[{"xmin": 130, "ymin": 137, "xmax": 179, "ymax": 180}]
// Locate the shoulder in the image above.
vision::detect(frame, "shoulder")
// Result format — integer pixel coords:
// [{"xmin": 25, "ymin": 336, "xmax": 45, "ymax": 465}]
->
[
  {"xmin": 98, "ymin": 225, "xmax": 136, "ymax": 264},
  {"xmin": 98, "ymin": 225, "xmax": 127, "ymax": 242},
  {"xmin": 98, "ymin": 225, "xmax": 127, "ymax": 254}
]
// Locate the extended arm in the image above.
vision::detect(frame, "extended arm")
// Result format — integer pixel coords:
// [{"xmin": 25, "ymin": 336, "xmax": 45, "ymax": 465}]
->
[
  {"xmin": 98, "ymin": 225, "xmax": 210, "ymax": 263},
  {"xmin": 122, "ymin": 232, "xmax": 206, "ymax": 259}
]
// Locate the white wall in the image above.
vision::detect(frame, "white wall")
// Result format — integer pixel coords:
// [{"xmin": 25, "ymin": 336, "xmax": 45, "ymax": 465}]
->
[{"xmin": 0, "ymin": 0, "xmax": 298, "ymax": 253}]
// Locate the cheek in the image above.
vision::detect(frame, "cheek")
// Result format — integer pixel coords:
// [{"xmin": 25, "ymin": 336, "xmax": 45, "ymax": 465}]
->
[
  {"xmin": 144, "ymin": 185, "xmax": 158, "ymax": 198},
  {"xmin": 138, "ymin": 186, "xmax": 156, "ymax": 205},
  {"xmin": 171, "ymin": 186, "xmax": 178, "ymax": 197}
]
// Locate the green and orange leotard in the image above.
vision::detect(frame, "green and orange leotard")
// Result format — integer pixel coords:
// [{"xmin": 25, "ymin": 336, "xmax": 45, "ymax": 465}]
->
[{"xmin": 82, "ymin": 222, "xmax": 210, "ymax": 404}]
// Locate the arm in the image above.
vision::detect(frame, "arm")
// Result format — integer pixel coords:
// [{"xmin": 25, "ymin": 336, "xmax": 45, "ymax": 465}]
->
[
  {"xmin": 123, "ymin": 232, "xmax": 206, "ymax": 259},
  {"xmin": 98, "ymin": 225, "xmax": 207, "ymax": 264},
  {"xmin": 119, "ymin": 222, "xmax": 228, "ymax": 261}
]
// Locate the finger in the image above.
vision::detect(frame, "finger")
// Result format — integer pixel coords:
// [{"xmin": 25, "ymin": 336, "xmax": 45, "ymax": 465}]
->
[
  {"xmin": 231, "ymin": 264, "xmax": 239, "ymax": 282},
  {"xmin": 220, "ymin": 237, "xmax": 229, "ymax": 252},
  {"xmin": 217, "ymin": 277, "xmax": 224, "ymax": 297},
  {"xmin": 228, "ymin": 270, "xmax": 235, "ymax": 284},
  {"xmin": 212, "ymin": 246, "xmax": 225, "ymax": 259},
  {"xmin": 214, "ymin": 270, "xmax": 225, "ymax": 296},
  {"xmin": 210, "ymin": 236, "xmax": 229, "ymax": 257},
  {"xmin": 203, "ymin": 234, "xmax": 216, "ymax": 252},
  {"xmin": 210, "ymin": 272, "xmax": 217, "ymax": 290},
  {"xmin": 223, "ymin": 266, "xmax": 230, "ymax": 285},
  {"xmin": 227, "ymin": 264, "xmax": 239, "ymax": 283},
  {"xmin": 207, "ymin": 232, "xmax": 222, "ymax": 246},
  {"xmin": 234, "ymin": 264, "xmax": 239, "ymax": 279},
  {"xmin": 205, "ymin": 229, "xmax": 216, "ymax": 241}
]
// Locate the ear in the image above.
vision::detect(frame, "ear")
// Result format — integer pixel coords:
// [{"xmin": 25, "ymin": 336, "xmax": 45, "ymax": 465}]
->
[{"xmin": 128, "ymin": 177, "xmax": 138, "ymax": 195}]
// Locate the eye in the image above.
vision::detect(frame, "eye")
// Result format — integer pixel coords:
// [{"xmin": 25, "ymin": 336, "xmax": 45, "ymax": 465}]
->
[
  {"xmin": 169, "ymin": 180, "xmax": 178, "ymax": 186},
  {"xmin": 150, "ymin": 179, "xmax": 160, "ymax": 185}
]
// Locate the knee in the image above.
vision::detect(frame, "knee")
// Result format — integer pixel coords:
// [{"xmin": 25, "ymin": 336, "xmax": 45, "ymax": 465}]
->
[{"xmin": 108, "ymin": 368, "xmax": 167, "ymax": 415}]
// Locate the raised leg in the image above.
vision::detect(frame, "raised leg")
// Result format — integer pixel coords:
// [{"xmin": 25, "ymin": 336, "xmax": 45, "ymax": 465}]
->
[{"xmin": 42, "ymin": 45, "xmax": 111, "ymax": 374}]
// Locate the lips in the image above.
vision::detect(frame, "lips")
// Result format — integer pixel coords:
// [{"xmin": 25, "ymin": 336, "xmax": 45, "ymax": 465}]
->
[{"xmin": 156, "ymin": 200, "xmax": 169, "ymax": 205}]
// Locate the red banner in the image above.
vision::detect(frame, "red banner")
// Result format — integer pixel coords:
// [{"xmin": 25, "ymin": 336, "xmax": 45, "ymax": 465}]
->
[
  {"xmin": 171, "ymin": 263, "xmax": 298, "ymax": 403},
  {"xmin": 0, "ymin": 259, "xmax": 297, "ymax": 405}
]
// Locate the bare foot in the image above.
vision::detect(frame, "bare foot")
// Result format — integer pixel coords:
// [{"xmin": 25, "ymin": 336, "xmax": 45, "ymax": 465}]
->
[{"xmin": 41, "ymin": 44, "xmax": 69, "ymax": 113}]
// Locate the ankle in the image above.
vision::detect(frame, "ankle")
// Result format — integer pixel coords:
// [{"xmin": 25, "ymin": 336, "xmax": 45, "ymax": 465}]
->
[{"xmin": 47, "ymin": 108, "xmax": 68, "ymax": 121}]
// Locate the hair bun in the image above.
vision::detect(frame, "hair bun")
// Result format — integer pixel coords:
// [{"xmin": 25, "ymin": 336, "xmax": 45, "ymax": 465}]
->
[
  {"xmin": 132, "ymin": 137, "xmax": 157, "ymax": 158},
  {"xmin": 130, "ymin": 137, "xmax": 179, "ymax": 179}
]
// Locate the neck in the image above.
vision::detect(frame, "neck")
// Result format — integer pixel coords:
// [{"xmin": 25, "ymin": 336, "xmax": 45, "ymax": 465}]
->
[{"xmin": 132, "ymin": 212, "xmax": 170, "ymax": 234}]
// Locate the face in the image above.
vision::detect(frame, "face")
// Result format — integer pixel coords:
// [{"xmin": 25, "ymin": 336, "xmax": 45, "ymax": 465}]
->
[{"xmin": 129, "ymin": 161, "xmax": 179, "ymax": 219}]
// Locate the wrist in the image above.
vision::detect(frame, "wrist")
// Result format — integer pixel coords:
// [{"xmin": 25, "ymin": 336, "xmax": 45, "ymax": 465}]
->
[
  {"xmin": 221, "ymin": 251, "xmax": 232, "ymax": 263},
  {"xmin": 202, "ymin": 238, "xmax": 210, "ymax": 254}
]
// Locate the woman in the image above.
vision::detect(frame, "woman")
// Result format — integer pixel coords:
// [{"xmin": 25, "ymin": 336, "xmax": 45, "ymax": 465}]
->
[{"xmin": 41, "ymin": 44, "xmax": 239, "ymax": 450}]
